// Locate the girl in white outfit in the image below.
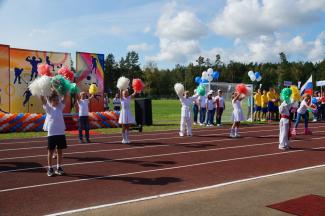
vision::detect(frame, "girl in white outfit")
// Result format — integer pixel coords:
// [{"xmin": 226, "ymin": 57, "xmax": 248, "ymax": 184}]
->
[
  {"xmin": 230, "ymin": 92, "xmax": 245, "ymax": 138},
  {"xmin": 178, "ymin": 91, "xmax": 199, "ymax": 136},
  {"xmin": 279, "ymin": 100, "xmax": 292, "ymax": 150},
  {"xmin": 119, "ymin": 89, "xmax": 137, "ymax": 143}
]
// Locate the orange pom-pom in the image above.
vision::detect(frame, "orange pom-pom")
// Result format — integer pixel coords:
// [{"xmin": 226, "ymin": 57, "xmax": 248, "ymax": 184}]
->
[
  {"xmin": 38, "ymin": 64, "xmax": 52, "ymax": 77},
  {"xmin": 236, "ymin": 83, "xmax": 248, "ymax": 95},
  {"xmin": 132, "ymin": 78, "xmax": 145, "ymax": 93},
  {"xmin": 58, "ymin": 66, "xmax": 74, "ymax": 82}
]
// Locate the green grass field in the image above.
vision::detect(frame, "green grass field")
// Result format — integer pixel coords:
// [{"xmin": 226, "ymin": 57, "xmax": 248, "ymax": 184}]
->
[{"xmin": 0, "ymin": 99, "xmax": 251, "ymax": 140}]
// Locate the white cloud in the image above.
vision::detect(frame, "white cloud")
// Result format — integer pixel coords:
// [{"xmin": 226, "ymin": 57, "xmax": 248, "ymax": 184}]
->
[
  {"xmin": 28, "ymin": 28, "xmax": 48, "ymax": 37},
  {"xmin": 211, "ymin": 0, "xmax": 325, "ymax": 38},
  {"xmin": 127, "ymin": 43, "xmax": 152, "ymax": 52},
  {"xmin": 59, "ymin": 40, "xmax": 77, "ymax": 48},
  {"xmin": 143, "ymin": 26, "xmax": 151, "ymax": 33}
]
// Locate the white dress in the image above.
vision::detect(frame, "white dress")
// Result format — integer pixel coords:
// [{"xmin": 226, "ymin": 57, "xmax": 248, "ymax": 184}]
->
[
  {"xmin": 118, "ymin": 96, "xmax": 135, "ymax": 124},
  {"xmin": 232, "ymin": 99, "xmax": 245, "ymax": 122}
]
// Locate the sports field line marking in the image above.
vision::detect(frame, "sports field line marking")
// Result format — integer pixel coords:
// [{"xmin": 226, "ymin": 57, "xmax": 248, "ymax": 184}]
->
[
  {"xmin": 1, "ymin": 123, "xmax": 324, "ymax": 153},
  {"xmin": 0, "ymin": 125, "xmax": 284, "ymax": 152},
  {"xmin": 0, "ymin": 123, "xmax": 289, "ymax": 145},
  {"xmin": 0, "ymin": 125, "xmax": 314, "ymax": 160},
  {"xmin": 1, "ymin": 133, "xmax": 324, "ymax": 174},
  {"xmin": 46, "ymin": 163, "xmax": 325, "ymax": 216},
  {"xmin": 1, "ymin": 136, "xmax": 325, "ymax": 193}
]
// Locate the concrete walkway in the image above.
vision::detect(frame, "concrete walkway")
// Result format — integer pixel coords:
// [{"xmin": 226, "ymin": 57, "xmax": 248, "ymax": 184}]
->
[{"xmin": 69, "ymin": 167, "xmax": 325, "ymax": 216}]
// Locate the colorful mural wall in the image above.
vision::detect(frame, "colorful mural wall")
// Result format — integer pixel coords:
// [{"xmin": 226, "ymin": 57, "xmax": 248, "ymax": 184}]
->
[
  {"xmin": 9, "ymin": 48, "xmax": 71, "ymax": 113},
  {"xmin": 76, "ymin": 52, "xmax": 105, "ymax": 112},
  {"xmin": 0, "ymin": 45, "xmax": 10, "ymax": 113}
]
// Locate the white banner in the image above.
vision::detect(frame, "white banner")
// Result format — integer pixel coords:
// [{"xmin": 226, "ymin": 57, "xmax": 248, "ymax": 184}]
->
[{"xmin": 316, "ymin": 80, "xmax": 325, "ymax": 87}]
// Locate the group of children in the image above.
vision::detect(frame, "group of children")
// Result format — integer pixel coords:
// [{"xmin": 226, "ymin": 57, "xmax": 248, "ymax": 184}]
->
[
  {"xmin": 41, "ymin": 88, "xmax": 137, "ymax": 177},
  {"xmin": 253, "ymin": 88, "xmax": 280, "ymax": 122},
  {"xmin": 192, "ymin": 89, "xmax": 226, "ymax": 127}
]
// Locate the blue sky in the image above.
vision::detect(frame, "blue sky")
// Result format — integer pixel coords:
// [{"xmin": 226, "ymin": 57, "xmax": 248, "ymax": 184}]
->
[{"xmin": 0, "ymin": 0, "xmax": 324, "ymax": 69}]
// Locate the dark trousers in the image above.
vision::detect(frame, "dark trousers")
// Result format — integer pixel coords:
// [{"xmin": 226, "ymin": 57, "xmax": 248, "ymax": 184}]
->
[
  {"xmin": 200, "ymin": 108, "xmax": 206, "ymax": 124},
  {"xmin": 321, "ymin": 104, "xmax": 325, "ymax": 120},
  {"xmin": 193, "ymin": 104, "xmax": 199, "ymax": 123},
  {"xmin": 206, "ymin": 109, "xmax": 214, "ymax": 125},
  {"xmin": 79, "ymin": 116, "xmax": 90, "ymax": 140},
  {"xmin": 216, "ymin": 107, "xmax": 224, "ymax": 125}
]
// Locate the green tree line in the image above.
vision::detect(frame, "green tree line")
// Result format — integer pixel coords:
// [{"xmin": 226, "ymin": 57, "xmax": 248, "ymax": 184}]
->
[{"xmin": 104, "ymin": 51, "xmax": 325, "ymax": 98}]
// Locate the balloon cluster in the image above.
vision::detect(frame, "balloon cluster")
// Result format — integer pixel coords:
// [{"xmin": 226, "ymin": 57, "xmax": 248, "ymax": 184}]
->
[
  {"xmin": 29, "ymin": 65, "xmax": 79, "ymax": 97},
  {"xmin": 248, "ymin": 71, "xmax": 262, "ymax": 82},
  {"xmin": 194, "ymin": 68, "xmax": 220, "ymax": 84}
]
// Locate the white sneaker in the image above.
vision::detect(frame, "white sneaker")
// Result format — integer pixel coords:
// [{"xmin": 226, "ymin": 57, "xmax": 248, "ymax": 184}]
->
[
  {"xmin": 229, "ymin": 133, "xmax": 236, "ymax": 138},
  {"xmin": 193, "ymin": 122, "xmax": 197, "ymax": 125},
  {"xmin": 235, "ymin": 133, "xmax": 240, "ymax": 138},
  {"xmin": 126, "ymin": 139, "xmax": 131, "ymax": 144},
  {"xmin": 122, "ymin": 139, "xmax": 127, "ymax": 144},
  {"xmin": 179, "ymin": 132, "xmax": 184, "ymax": 137},
  {"xmin": 199, "ymin": 123, "xmax": 203, "ymax": 126},
  {"xmin": 313, "ymin": 119, "xmax": 317, "ymax": 122},
  {"xmin": 278, "ymin": 146, "xmax": 286, "ymax": 150},
  {"xmin": 217, "ymin": 124, "xmax": 221, "ymax": 127}
]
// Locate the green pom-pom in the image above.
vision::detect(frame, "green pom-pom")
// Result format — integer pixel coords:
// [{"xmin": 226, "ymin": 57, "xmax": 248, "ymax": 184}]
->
[
  {"xmin": 51, "ymin": 75, "xmax": 74, "ymax": 96},
  {"xmin": 70, "ymin": 83, "xmax": 80, "ymax": 95},
  {"xmin": 197, "ymin": 85, "xmax": 206, "ymax": 96},
  {"xmin": 280, "ymin": 88, "xmax": 292, "ymax": 104}
]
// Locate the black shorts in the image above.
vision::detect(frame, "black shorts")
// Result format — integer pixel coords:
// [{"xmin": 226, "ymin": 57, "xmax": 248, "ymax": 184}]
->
[{"xmin": 48, "ymin": 135, "xmax": 67, "ymax": 150}]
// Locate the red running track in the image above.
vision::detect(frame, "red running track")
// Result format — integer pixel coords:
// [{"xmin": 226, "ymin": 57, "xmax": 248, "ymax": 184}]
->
[{"xmin": 0, "ymin": 123, "xmax": 325, "ymax": 215}]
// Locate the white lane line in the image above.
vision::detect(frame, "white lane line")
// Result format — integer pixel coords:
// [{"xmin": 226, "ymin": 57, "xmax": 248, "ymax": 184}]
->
[
  {"xmin": 0, "ymin": 126, "xmax": 306, "ymax": 160},
  {"xmin": 46, "ymin": 163, "xmax": 325, "ymax": 216},
  {"xmin": 1, "ymin": 137, "xmax": 325, "ymax": 193},
  {"xmin": 0, "ymin": 124, "xmax": 287, "ymax": 145},
  {"xmin": 1, "ymin": 134, "xmax": 324, "ymax": 174}
]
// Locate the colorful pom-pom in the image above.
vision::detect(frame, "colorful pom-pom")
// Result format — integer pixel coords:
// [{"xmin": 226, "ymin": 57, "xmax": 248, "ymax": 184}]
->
[
  {"xmin": 280, "ymin": 88, "xmax": 292, "ymax": 104},
  {"xmin": 58, "ymin": 66, "xmax": 74, "ymax": 82},
  {"xmin": 290, "ymin": 85, "xmax": 300, "ymax": 102},
  {"xmin": 132, "ymin": 78, "xmax": 145, "ymax": 93},
  {"xmin": 196, "ymin": 85, "xmax": 206, "ymax": 96},
  {"xmin": 38, "ymin": 64, "xmax": 52, "ymax": 77},
  {"xmin": 28, "ymin": 76, "xmax": 52, "ymax": 97},
  {"xmin": 70, "ymin": 83, "xmax": 80, "ymax": 95},
  {"xmin": 117, "ymin": 76, "xmax": 130, "ymax": 91},
  {"xmin": 51, "ymin": 75, "xmax": 72, "ymax": 96},
  {"xmin": 235, "ymin": 84, "xmax": 248, "ymax": 95},
  {"xmin": 89, "ymin": 84, "xmax": 98, "ymax": 95},
  {"xmin": 174, "ymin": 83, "xmax": 184, "ymax": 96}
]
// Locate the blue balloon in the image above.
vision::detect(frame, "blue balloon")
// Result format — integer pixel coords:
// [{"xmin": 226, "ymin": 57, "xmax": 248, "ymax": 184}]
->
[
  {"xmin": 201, "ymin": 79, "xmax": 209, "ymax": 84},
  {"xmin": 312, "ymin": 97, "xmax": 317, "ymax": 104},
  {"xmin": 212, "ymin": 71, "xmax": 220, "ymax": 80},
  {"xmin": 195, "ymin": 76, "xmax": 201, "ymax": 84},
  {"xmin": 255, "ymin": 72, "xmax": 261, "ymax": 79}
]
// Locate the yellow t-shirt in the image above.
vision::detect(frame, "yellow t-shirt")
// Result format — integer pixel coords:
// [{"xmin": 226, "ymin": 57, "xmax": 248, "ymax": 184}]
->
[
  {"xmin": 261, "ymin": 94, "xmax": 268, "ymax": 108},
  {"xmin": 274, "ymin": 93, "xmax": 280, "ymax": 107},
  {"xmin": 267, "ymin": 91, "xmax": 276, "ymax": 102},
  {"xmin": 254, "ymin": 93, "xmax": 262, "ymax": 107}
]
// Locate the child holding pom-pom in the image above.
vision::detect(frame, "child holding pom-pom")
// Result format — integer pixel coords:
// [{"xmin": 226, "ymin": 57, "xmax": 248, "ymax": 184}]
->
[
  {"xmin": 292, "ymin": 94, "xmax": 313, "ymax": 135},
  {"xmin": 76, "ymin": 92, "xmax": 94, "ymax": 143},
  {"xmin": 41, "ymin": 90, "xmax": 68, "ymax": 177},
  {"xmin": 278, "ymin": 88, "xmax": 292, "ymax": 150},
  {"xmin": 178, "ymin": 90, "xmax": 199, "ymax": 137},
  {"xmin": 119, "ymin": 89, "xmax": 137, "ymax": 143},
  {"xmin": 230, "ymin": 91, "xmax": 245, "ymax": 138}
]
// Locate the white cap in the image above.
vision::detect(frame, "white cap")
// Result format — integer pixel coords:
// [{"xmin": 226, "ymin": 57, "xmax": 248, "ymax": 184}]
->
[{"xmin": 208, "ymin": 90, "xmax": 214, "ymax": 95}]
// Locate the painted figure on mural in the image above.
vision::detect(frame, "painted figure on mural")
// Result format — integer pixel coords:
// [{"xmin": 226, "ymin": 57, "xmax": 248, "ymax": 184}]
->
[
  {"xmin": 46, "ymin": 56, "xmax": 55, "ymax": 71},
  {"xmin": 23, "ymin": 87, "xmax": 32, "ymax": 107},
  {"xmin": 26, "ymin": 56, "xmax": 42, "ymax": 81},
  {"xmin": 13, "ymin": 68, "xmax": 24, "ymax": 84},
  {"xmin": 91, "ymin": 56, "xmax": 98, "ymax": 74}
]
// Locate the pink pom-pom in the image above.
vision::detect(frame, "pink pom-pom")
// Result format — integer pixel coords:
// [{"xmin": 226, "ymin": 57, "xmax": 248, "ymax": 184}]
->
[
  {"xmin": 132, "ymin": 78, "xmax": 145, "ymax": 93},
  {"xmin": 58, "ymin": 66, "xmax": 74, "ymax": 82},
  {"xmin": 38, "ymin": 64, "xmax": 52, "ymax": 77},
  {"xmin": 236, "ymin": 83, "xmax": 248, "ymax": 95}
]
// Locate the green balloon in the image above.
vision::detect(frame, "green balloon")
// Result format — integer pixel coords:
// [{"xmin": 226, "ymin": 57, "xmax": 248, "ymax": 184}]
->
[{"xmin": 197, "ymin": 85, "xmax": 206, "ymax": 96}]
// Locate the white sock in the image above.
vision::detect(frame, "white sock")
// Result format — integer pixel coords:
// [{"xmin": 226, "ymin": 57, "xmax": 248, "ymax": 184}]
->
[
  {"xmin": 230, "ymin": 128, "xmax": 234, "ymax": 134},
  {"xmin": 235, "ymin": 128, "xmax": 238, "ymax": 135}
]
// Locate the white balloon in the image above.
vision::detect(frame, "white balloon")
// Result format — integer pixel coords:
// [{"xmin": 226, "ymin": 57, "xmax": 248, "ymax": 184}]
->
[
  {"xmin": 248, "ymin": 70, "xmax": 254, "ymax": 76},
  {"xmin": 249, "ymin": 74, "xmax": 256, "ymax": 81},
  {"xmin": 207, "ymin": 68, "xmax": 213, "ymax": 75},
  {"xmin": 256, "ymin": 76, "xmax": 262, "ymax": 82},
  {"xmin": 202, "ymin": 71, "xmax": 208, "ymax": 80},
  {"xmin": 207, "ymin": 74, "xmax": 213, "ymax": 82}
]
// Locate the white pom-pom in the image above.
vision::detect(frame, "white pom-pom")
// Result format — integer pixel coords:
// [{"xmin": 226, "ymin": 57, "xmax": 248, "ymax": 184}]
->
[
  {"xmin": 117, "ymin": 76, "xmax": 130, "ymax": 91},
  {"xmin": 28, "ymin": 76, "xmax": 52, "ymax": 97},
  {"xmin": 174, "ymin": 83, "xmax": 184, "ymax": 96}
]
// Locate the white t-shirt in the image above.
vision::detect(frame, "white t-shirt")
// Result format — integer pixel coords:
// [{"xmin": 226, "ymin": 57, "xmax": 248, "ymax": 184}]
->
[
  {"xmin": 179, "ymin": 95, "xmax": 199, "ymax": 117},
  {"xmin": 199, "ymin": 96, "xmax": 207, "ymax": 108},
  {"xmin": 297, "ymin": 100, "xmax": 308, "ymax": 114},
  {"xmin": 206, "ymin": 98, "xmax": 215, "ymax": 110},
  {"xmin": 43, "ymin": 101, "xmax": 66, "ymax": 136},
  {"xmin": 214, "ymin": 96, "xmax": 225, "ymax": 108},
  {"xmin": 113, "ymin": 98, "xmax": 121, "ymax": 107},
  {"xmin": 78, "ymin": 99, "xmax": 89, "ymax": 116}
]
